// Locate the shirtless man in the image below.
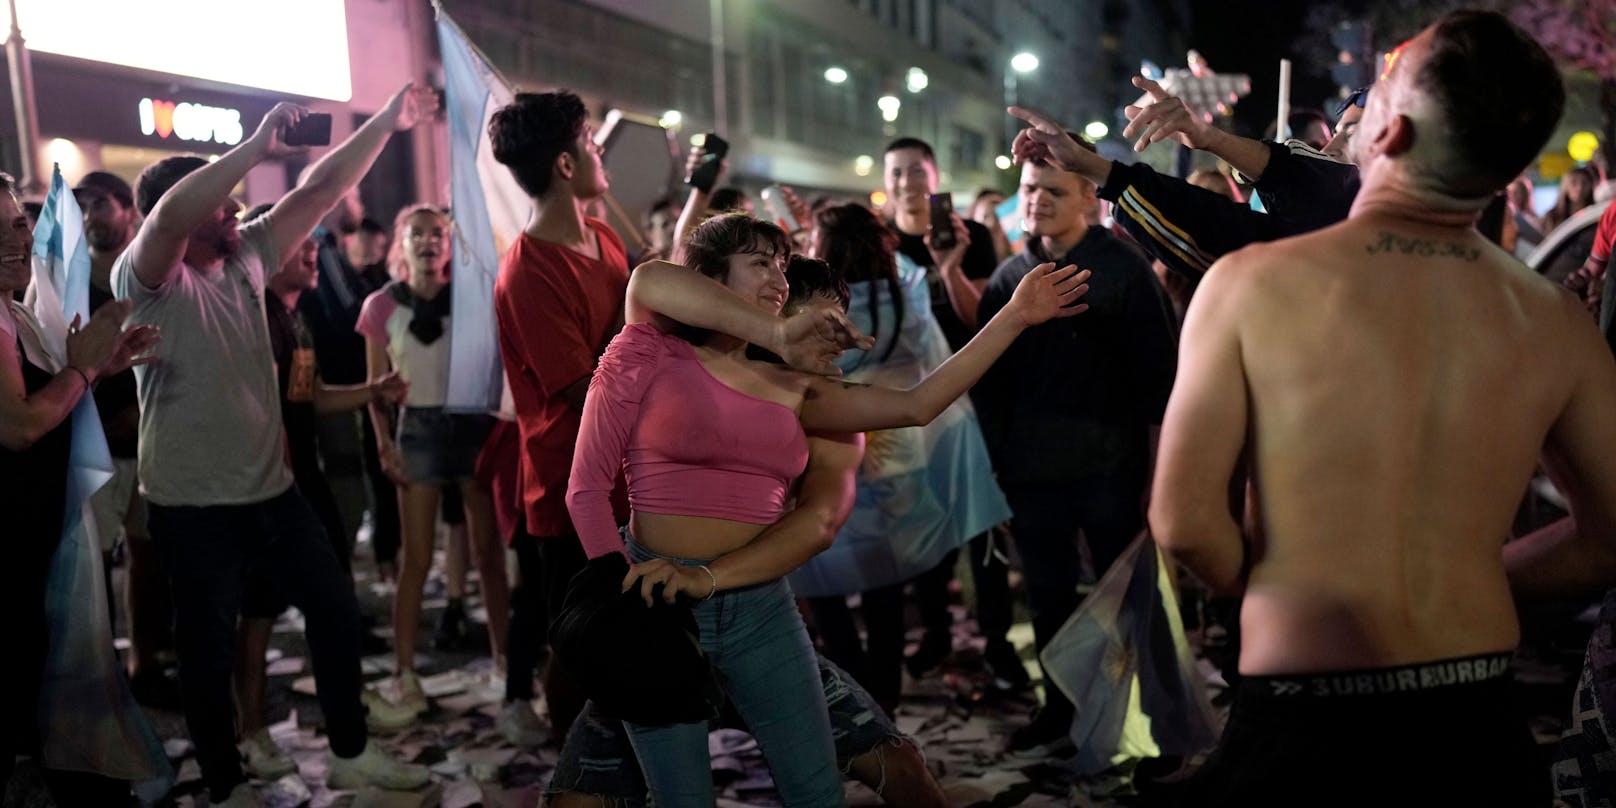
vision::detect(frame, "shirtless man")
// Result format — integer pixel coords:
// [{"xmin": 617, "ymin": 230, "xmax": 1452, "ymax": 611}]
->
[{"xmin": 1016, "ymin": 11, "xmax": 1596, "ymax": 805}]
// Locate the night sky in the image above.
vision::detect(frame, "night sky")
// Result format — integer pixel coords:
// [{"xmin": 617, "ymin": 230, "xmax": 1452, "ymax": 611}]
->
[{"xmin": 1186, "ymin": 0, "xmax": 1343, "ymax": 139}]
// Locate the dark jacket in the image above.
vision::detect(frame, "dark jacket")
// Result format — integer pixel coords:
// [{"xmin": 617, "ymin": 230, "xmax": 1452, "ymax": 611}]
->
[{"xmin": 975, "ymin": 227, "xmax": 1177, "ymax": 489}]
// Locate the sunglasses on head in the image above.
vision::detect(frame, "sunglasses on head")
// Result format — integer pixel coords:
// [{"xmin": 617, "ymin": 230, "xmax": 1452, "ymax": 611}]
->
[{"xmin": 1335, "ymin": 87, "xmax": 1370, "ymax": 117}]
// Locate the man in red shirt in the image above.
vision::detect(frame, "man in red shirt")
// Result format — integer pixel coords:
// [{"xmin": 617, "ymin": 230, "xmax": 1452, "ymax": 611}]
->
[{"xmin": 490, "ymin": 90, "xmax": 628, "ymax": 747}]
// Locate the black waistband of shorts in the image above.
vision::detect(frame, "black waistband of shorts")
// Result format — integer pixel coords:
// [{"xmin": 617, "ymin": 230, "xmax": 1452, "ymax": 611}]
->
[{"xmin": 1240, "ymin": 652, "xmax": 1513, "ymax": 699}]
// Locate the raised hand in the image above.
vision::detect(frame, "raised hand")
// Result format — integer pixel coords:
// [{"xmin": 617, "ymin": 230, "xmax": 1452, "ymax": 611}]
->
[
  {"xmin": 103, "ymin": 324, "xmax": 160, "ymax": 377},
  {"xmin": 66, "ymin": 300, "xmax": 132, "ymax": 382},
  {"xmin": 771, "ymin": 307, "xmax": 874, "ymax": 377},
  {"xmin": 249, "ymin": 102, "xmax": 314, "ymax": 160},
  {"xmin": 924, "ymin": 212, "xmax": 971, "ymax": 268},
  {"xmin": 1008, "ymin": 106, "xmax": 1094, "ymax": 174},
  {"xmin": 1122, "ymin": 76, "xmax": 1215, "ymax": 153},
  {"xmin": 1007, "ymin": 263, "xmax": 1090, "ymax": 326},
  {"xmin": 383, "ymin": 81, "xmax": 441, "ymax": 132}
]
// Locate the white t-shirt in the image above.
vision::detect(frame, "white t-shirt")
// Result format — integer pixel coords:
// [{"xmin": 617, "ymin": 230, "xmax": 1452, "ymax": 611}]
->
[
  {"xmin": 356, "ymin": 286, "xmax": 452, "ymax": 408},
  {"xmin": 110, "ymin": 215, "xmax": 293, "ymax": 507}
]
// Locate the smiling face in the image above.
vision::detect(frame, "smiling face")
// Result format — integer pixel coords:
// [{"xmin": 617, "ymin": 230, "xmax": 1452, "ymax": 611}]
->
[
  {"xmin": 883, "ymin": 146, "xmax": 938, "ymax": 217},
  {"xmin": 0, "ymin": 190, "xmax": 32, "ymax": 293},
  {"xmin": 271, "ymin": 237, "xmax": 320, "ymax": 292},
  {"xmin": 723, "ymin": 250, "xmax": 789, "ymax": 316}
]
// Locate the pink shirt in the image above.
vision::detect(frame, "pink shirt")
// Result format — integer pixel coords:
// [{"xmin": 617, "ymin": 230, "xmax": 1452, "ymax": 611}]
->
[{"xmin": 566, "ymin": 323, "xmax": 809, "ymax": 558}]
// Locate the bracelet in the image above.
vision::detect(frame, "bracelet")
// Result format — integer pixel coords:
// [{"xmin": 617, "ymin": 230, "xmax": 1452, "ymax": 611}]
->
[
  {"xmin": 65, "ymin": 365, "xmax": 92, "ymax": 390},
  {"xmin": 697, "ymin": 564, "xmax": 718, "ymax": 601}
]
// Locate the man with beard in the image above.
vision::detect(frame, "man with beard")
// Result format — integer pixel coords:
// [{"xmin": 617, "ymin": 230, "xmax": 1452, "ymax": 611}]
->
[{"xmin": 111, "ymin": 87, "xmax": 434, "ymax": 805}]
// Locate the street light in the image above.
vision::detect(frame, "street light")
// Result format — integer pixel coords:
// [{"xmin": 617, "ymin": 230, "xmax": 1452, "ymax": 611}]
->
[
  {"xmin": 824, "ymin": 66, "xmax": 848, "ymax": 84},
  {"xmin": 854, "ymin": 154, "xmax": 875, "ymax": 176},
  {"xmin": 994, "ymin": 155, "xmax": 1012, "ymax": 171},
  {"xmin": 1004, "ymin": 52, "xmax": 1040, "ymax": 156},
  {"xmin": 906, "ymin": 67, "xmax": 928, "ymax": 94},
  {"xmin": 1084, "ymin": 120, "xmax": 1109, "ymax": 141},
  {"xmin": 877, "ymin": 95, "xmax": 901, "ymax": 123}
]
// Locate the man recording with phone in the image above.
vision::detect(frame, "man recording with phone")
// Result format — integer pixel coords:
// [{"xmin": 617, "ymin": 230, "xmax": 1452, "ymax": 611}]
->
[{"xmin": 111, "ymin": 84, "xmax": 437, "ymax": 805}]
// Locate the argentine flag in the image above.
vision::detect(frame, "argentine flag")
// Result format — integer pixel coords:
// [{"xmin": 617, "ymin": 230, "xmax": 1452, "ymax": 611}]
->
[
  {"xmin": 438, "ymin": 5, "xmax": 531, "ymax": 412},
  {"xmin": 27, "ymin": 165, "xmax": 171, "ymax": 793}
]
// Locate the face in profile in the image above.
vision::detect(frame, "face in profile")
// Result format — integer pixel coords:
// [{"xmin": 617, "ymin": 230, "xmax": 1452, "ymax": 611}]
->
[
  {"xmin": 571, "ymin": 125, "xmax": 610, "ymax": 198},
  {"xmin": 723, "ymin": 250, "xmax": 789, "ymax": 316},
  {"xmin": 272, "ymin": 237, "xmax": 320, "ymax": 292},
  {"xmin": 0, "ymin": 191, "xmax": 33, "ymax": 292}
]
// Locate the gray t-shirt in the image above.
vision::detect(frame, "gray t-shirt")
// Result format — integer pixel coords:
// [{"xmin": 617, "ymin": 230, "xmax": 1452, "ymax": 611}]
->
[{"xmin": 111, "ymin": 215, "xmax": 292, "ymax": 506}]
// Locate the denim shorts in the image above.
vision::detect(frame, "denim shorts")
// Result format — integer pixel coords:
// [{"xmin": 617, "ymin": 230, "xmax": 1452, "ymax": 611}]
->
[
  {"xmin": 396, "ymin": 407, "xmax": 492, "ymax": 484},
  {"xmin": 545, "ymin": 534, "xmax": 904, "ymax": 806}
]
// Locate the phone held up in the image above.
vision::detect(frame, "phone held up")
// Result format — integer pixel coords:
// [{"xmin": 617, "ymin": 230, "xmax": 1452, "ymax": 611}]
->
[
  {"xmin": 761, "ymin": 185, "xmax": 798, "ymax": 233},
  {"xmin": 928, "ymin": 193, "xmax": 957, "ymax": 251},
  {"xmin": 283, "ymin": 113, "xmax": 333, "ymax": 147},
  {"xmin": 686, "ymin": 133, "xmax": 730, "ymax": 193}
]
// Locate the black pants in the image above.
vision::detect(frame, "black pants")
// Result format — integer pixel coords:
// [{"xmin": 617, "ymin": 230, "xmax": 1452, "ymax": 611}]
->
[
  {"xmin": 808, "ymin": 583, "xmax": 907, "ymax": 710},
  {"xmin": 1182, "ymin": 662, "xmax": 1547, "ymax": 806},
  {"xmin": 148, "ymin": 487, "xmax": 366, "ymax": 800},
  {"xmin": 506, "ymin": 527, "xmax": 587, "ymax": 704},
  {"xmin": 1005, "ymin": 477, "xmax": 1145, "ymax": 722},
  {"xmin": 360, "ymin": 408, "xmax": 402, "ymax": 565},
  {"xmin": 910, "ymin": 531, "xmax": 1013, "ymax": 644},
  {"xmin": 293, "ymin": 457, "xmax": 353, "ymax": 579}
]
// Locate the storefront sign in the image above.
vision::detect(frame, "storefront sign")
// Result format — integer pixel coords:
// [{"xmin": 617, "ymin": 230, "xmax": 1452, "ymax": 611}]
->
[{"xmin": 138, "ymin": 98, "xmax": 244, "ymax": 145}]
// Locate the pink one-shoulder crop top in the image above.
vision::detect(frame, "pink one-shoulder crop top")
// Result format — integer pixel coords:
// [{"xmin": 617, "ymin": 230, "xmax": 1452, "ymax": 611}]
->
[{"xmin": 566, "ymin": 323, "xmax": 810, "ymax": 558}]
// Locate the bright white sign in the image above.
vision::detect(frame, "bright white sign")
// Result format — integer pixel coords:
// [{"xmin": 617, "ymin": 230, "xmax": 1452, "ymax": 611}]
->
[
  {"xmin": 138, "ymin": 98, "xmax": 244, "ymax": 145},
  {"xmin": 5, "ymin": 0, "xmax": 352, "ymax": 101}
]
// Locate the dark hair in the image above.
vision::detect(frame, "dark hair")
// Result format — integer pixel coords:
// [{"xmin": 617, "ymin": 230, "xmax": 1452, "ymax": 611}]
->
[
  {"xmin": 684, "ymin": 212, "xmax": 792, "ymax": 283},
  {"xmin": 785, "ymin": 255, "xmax": 850, "ymax": 312},
  {"xmin": 243, "ymin": 203, "xmax": 274, "ymax": 223},
  {"xmin": 974, "ymin": 188, "xmax": 1003, "ymax": 204},
  {"xmin": 883, "ymin": 137, "xmax": 936, "ymax": 165},
  {"xmin": 814, "ymin": 203, "xmax": 903, "ymax": 363},
  {"xmin": 358, "ymin": 217, "xmax": 387, "ymax": 236},
  {"xmin": 1030, "ymin": 132, "xmax": 1098, "ymax": 184},
  {"xmin": 1413, "ymin": 10, "xmax": 1564, "ymax": 199},
  {"xmin": 708, "ymin": 187, "xmax": 749, "ymax": 213},
  {"xmin": 135, "ymin": 154, "xmax": 210, "ymax": 217},
  {"xmin": 1264, "ymin": 109, "xmax": 1330, "ymax": 144},
  {"xmin": 642, "ymin": 195, "xmax": 677, "ymax": 226},
  {"xmin": 488, "ymin": 91, "xmax": 588, "ymax": 199}
]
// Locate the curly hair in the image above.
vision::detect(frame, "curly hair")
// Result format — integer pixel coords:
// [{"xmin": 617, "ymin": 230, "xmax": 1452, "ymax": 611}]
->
[{"xmin": 488, "ymin": 91, "xmax": 588, "ymax": 199}]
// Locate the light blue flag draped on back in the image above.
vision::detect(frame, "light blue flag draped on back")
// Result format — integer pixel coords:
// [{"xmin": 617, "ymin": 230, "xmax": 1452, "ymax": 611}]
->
[
  {"xmin": 25, "ymin": 165, "xmax": 172, "ymax": 795},
  {"xmin": 439, "ymin": 6, "xmax": 530, "ymax": 413},
  {"xmin": 787, "ymin": 253, "xmax": 1011, "ymax": 597}
]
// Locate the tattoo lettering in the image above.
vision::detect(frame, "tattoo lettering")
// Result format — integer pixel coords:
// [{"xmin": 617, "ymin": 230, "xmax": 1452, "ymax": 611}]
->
[{"xmin": 1364, "ymin": 231, "xmax": 1480, "ymax": 261}]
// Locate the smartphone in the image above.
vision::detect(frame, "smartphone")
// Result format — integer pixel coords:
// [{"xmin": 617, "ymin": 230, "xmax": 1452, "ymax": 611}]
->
[
  {"xmin": 685, "ymin": 133, "xmax": 730, "ymax": 193},
  {"xmin": 761, "ymin": 185, "xmax": 798, "ymax": 233},
  {"xmin": 929, "ymin": 193, "xmax": 957, "ymax": 251},
  {"xmin": 283, "ymin": 113, "xmax": 333, "ymax": 147}
]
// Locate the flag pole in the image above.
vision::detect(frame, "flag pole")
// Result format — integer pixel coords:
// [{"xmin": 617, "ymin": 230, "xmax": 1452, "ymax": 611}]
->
[
  {"xmin": 1275, "ymin": 59, "xmax": 1291, "ymax": 143},
  {"xmin": 6, "ymin": 0, "xmax": 44, "ymax": 194}
]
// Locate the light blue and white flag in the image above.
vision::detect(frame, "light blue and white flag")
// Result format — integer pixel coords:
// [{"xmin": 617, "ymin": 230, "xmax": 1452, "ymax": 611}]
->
[
  {"xmin": 25, "ymin": 165, "xmax": 172, "ymax": 793},
  {"xmin": 438, "ymin": 7, "xmax": 530, "ymax": 412}
]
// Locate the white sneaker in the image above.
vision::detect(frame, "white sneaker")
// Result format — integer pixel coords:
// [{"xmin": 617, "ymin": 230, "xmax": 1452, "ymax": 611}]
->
[
  {"xmin": 239, "ymin": 729, "xmax": 297, "ymax": 780},
  {"xmin": 327, "ymin": 743, "xmax": 431, "ymax": 791},
  {"xmin": 496, "ymin": 700, "xmax": 548, "ymax": 747},
  {"xmin": 214, "ymin": 782, "xmax": 261, "ymax": 807},
  {"xmin": 362, "ymin": 687, "xmax": 420, "ymax": 733}
]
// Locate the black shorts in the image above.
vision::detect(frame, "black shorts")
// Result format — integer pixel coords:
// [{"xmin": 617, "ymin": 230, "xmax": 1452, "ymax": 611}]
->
[{"xmin": 1180, "ymin": 653, "xmax": 1548, "ymax": 807}]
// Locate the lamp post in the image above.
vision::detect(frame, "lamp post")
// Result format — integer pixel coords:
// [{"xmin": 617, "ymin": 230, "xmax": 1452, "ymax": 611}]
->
[
  {"xmin": 1003, "ymin": 52, "xmax": 1038, "ymax": 157},
  {"xmin": 6, "ymin": 0, "xmax": 42, "ymax": 194}
]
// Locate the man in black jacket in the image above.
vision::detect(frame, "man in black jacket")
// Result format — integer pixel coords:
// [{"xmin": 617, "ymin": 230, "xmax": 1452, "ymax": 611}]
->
[{"xmin": 976, "ymin": 137, "xmax": 1178, "ymax": 753}]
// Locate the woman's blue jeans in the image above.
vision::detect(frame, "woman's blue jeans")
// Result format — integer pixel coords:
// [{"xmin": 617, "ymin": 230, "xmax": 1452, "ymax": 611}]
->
[{"xmin": 623, "ymin": 535, "xmax": 842, "ymax": 807}]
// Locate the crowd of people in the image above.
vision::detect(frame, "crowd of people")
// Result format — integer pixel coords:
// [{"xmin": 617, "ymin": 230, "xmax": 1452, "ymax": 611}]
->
[{"xmin": 8, "ymin": 8, "xmax": 1616, "ymax": 808}]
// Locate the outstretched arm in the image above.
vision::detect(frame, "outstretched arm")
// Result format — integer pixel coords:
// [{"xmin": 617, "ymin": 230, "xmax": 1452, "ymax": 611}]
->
[
  {"xmin": 1149, "ymin": 256, "xmax": 1251, "ymax": 596},
  {"xmin": 266, "ymin": 83, "xmax": 438, "ymax": 262},
  {"xmin": 625, "ymin": 260, "xmax": 870, "ymax": 374},
  {"xmin": 125, "ymin": 103, "xmax": 308, "ymax": 289},
  {"xmin": 1121, "ymin": 77, "xmax": 1273, "ymax": 179},
  {"xmin": 624, "ymin": 432, "xmax": 864, "ymax": 603},
  {"xmin": 799, "ymin": 264, "xmax": 1089, "ymax": 433}
]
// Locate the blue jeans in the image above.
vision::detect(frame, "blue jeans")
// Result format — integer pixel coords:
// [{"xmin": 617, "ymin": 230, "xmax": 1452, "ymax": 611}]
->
[
  {"xmin": 622, "ymin": 536, "xmax": 841, "ymax": 807},
  {"xmin": 147, "ymin": 486, "xmax": 366, "ymax": 800}
]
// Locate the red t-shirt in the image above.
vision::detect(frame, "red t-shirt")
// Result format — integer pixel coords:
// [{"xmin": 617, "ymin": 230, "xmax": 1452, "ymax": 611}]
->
[
  {"xmin": 495, "ymin": 218, "xmax": 630, "ymax": 537},
  {"xmin": 1592, "ymin": 202, "xmax": 1616, "ymax": 265}
]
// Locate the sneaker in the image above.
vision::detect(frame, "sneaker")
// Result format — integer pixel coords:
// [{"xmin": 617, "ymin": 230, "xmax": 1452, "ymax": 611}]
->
[
  {"xmin": 496, "ymin": 700, "xmax": 548, "ymax": 747},
  {"xmin": 905, "ymin": 631, "xmax": 953, "ymax": 678},
  {"xmin": 1008, "ymin": 708, "xmax": 1077, "ymax": 757},
  {"xmin": 362, "ymin": 688, "xmax": 420, "ymax": 733},
  {"xmin": 327, "ymin": 743, "xmax": 431, "ymax": 791},
  {"xmin": 214, "ymin": 782, "xmax": 261, "ymax": 807},
  {"xmin": 392, "ymin": 670, "xmax": 428, "ymax": 715},
  {"xmin": 239, "ymin": 729, "xmax": 297, "ymax": 780},
  {"xmin": 984, "ymin": 640, "xmax": 1032, "ymax": 691}
]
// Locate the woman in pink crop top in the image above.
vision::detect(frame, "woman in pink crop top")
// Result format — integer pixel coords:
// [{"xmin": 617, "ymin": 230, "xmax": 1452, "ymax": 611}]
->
[{"xmin": 566, "ymin": 214, "xmax": 1088, "ymax": 808}]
